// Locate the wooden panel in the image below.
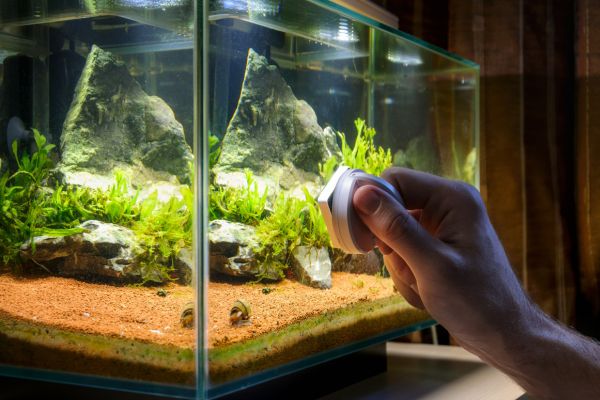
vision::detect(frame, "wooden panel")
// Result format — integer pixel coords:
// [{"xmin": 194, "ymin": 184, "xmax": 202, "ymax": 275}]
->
[{"xmin": 522, "ymin": 0, "xmax": 576, "ymax": 321}]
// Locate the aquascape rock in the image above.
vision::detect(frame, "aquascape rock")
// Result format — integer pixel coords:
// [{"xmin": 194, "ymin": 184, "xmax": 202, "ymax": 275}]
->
[
  {"xmin": 20, "ymin": 220, "xmax": 140, "ymax": 280},
  {"xmin": 291, "ymin": 246, "xmax": 332, "ymax": 289},
  {"xmin": 56, "ymin": 45, "xmax": 193, "ymax": 191},
  {"xmin": 214, "ymin": 49, "xmax": 340, "ymax": 198},
  {"xmin": 20, "ymin": 220, "xmax": 192, "ymax": 284},
  {"xmin": 331, "ymin": 249, "xmax": 383, "ymax": 275},
  {"xmin": 209, "ymin": 220, "xmax": 282, "ymax": 281}
]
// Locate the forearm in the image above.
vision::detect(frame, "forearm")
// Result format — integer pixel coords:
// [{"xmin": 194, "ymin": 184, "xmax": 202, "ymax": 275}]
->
[{"xmin": 478, "ymin": 307, "xmax": 600, "ymax": 399}]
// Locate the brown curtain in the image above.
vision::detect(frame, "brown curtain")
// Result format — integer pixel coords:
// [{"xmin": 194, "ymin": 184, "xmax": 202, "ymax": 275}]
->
[
  {"xmin": 379, "ymin": 0, "xmax": 586, "ymax": 329},
  {"xmin": 575, "ymin": 0, "xmax": 600, "ymax": 336}
]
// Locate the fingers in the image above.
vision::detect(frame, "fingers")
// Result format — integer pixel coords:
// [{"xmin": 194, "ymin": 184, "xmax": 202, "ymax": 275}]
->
[
  {"xmin": 375, "ymin": 238, "xmax": 393, "ymax": 255},
  {"xmin": 392, "ymin": 277, "xmax": 425, "ymax": 309},
  {"xmin": 384, "ymin": 252, "xmax": 417, "ymax": 287},
  {"xmin": 353, "ymin": 185, "xmax": 445, "ymax": 276},
  {"xmin": 381, "ymin": 167, "xmax": 450, "ymax": 210}
]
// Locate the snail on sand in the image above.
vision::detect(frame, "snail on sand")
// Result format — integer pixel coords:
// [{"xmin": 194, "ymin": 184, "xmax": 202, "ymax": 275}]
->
[
  {"xmin": 180, "ymin": 302, "xmax": 195, "ymax": 329},
  {"xmin": 230, "ymin": 299, "xmax": 251, "ymax": 326}
]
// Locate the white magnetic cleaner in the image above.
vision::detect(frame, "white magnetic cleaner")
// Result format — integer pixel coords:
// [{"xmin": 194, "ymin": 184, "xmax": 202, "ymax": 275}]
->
[{"xmin": 318, "ymin": 166, "xmax": 405, "ymax": 254}]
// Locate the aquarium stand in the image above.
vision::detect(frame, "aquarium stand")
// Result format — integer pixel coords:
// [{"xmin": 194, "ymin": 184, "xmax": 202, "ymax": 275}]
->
[{"xmin": 214, "ymin": 343, "xmax": 387, "ymax": 400}]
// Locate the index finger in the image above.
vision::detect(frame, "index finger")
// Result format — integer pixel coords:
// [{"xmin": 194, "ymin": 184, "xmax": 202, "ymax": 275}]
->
[{"xmin": 381, "ymin": 167, "xmax": 450, "ymax": 210}]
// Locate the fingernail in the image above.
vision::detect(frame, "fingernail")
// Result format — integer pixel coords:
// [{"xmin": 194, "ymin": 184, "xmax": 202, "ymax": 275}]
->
[{"xmin": 354, "ymin": 187, "xmax": 381, "ymax": 215}]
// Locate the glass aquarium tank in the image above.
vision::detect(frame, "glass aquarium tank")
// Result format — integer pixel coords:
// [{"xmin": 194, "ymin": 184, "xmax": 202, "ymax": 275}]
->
[{"xmin": 0, "ymin": 0, "xmax": 478, "ymax": 398}]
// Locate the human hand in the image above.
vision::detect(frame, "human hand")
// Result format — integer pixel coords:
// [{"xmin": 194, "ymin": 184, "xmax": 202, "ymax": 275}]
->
[
  {"xmin": 353, "ymin": 167, "xmax": 600, "ymax": 399},
  {"xmin": 352, "ymin": 167, "xmax": 538, "ymax": 356}
]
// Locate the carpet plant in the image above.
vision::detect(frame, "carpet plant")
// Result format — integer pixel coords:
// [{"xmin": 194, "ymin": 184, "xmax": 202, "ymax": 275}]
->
[{"xmin": 0, "ymin": 131, "xmax": 192, "ymax": 284}]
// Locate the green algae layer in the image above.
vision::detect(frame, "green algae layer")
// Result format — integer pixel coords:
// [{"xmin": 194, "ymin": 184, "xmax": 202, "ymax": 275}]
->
[
  {"xmin": 0, "ymin": 310, "xmax": 196, "ymax": 385},
  {"xmin": 0, "ymin": 296, "xmax": 429, "ymax": 387},
  {"xmin": 208, "ymin": 295, "xmax": 430, "ymax": 384}
]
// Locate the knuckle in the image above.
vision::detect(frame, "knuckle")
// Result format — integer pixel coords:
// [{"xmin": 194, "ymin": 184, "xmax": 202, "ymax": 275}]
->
[
  {"xmin": 384, "ymin": 210, "xmax": 412, "ymax": 242},
  {"xmin": 382, "ymin": 166, "xmax": 408, "ymax": 182},
  {"xmin": 452, "ymin": 181, "xmax": 484, "ymax": 208}
]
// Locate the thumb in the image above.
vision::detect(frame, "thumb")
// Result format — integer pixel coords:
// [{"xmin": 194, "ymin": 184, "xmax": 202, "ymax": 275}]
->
[{"xmin": 353, "ymin": 185, "xmax": 443, "ymax": 275}]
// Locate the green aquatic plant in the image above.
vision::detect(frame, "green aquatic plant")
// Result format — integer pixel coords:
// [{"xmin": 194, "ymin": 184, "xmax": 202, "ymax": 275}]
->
[
  {"xmin": 253, "ymin": 189, "xmax": 330, "ymax": 280},
  {"xmin": 209, "ymin": 170, "xmax": 268, "ymax": 225},
  {"xmin": 0, "ymin": 130, "xmax": 78, "ymax": 265},
  {"xmin": 133, "ymin": 190, "xmax": 192, "ymax": 285},
  {"xmin": 209, "ymin": 134, "xmax": 221, "ymax": 168},
  {"xmin": 0, "ymin": 130, "xmax": 194, "ymax": 284},
  {"xmin": 320, "ymin": 118, "xmax": 392, "ymax": 181},
  {"xmin": 103, "ymin": 171, "xmax": 140, "ymax": 224}
]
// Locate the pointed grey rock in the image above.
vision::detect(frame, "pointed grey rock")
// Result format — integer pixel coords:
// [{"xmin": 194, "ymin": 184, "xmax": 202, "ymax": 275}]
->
[
  {"xmin": 215, "ymin": 49, "xmax": 340, "ymax": 198},
  {"xmin": 57, "ymin": 45, "xmax": 193, "ymax": 191}
]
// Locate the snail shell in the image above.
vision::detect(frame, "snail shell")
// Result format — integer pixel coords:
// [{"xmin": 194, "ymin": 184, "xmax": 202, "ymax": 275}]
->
[
  {"xmin": 230, "ymin": 299, "xmax": 251, "ymax": 326},
  {"xmin": 180, "ymin": 302, "xmax": 195, "ymax": 329}
]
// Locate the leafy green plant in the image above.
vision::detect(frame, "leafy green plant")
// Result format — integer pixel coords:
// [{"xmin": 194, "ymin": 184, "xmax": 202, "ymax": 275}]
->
[
  {"xmin": 209, "ymin": 170, "xmax": 268, "ymax": 225},
  {"xmin": 0, "ymin": 130, "xmax": 63, "ymax": 264},
  {"xmin": 0, "ymin": 130, "xmax": 194, "ymax": 285},
  {"xmin": 320, "ymin": 118, "xmax": 393, "ymax": 181},
  {"xmin": 209, "ymin": 134, "xmax": 221, "ymax": 168},
  {"xmin": 253, "ymin": 189, "xmax": 330, "ymax": 280},
  {"xmin": 132, "ymin": 190, "xmax": 192, "ymax": 285},
  {"xmin": 300, "ymin": 188, "xmax": 330, "ymax": 249},
  {"xmin": 102, "ymin": 171, "xmax": 140, "ymax": 224}
]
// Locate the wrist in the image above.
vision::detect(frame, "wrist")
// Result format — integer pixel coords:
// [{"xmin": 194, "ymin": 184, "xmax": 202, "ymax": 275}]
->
[{"xmin": 484, "ymin": 304, "xmax": 600, "ymax": 399}]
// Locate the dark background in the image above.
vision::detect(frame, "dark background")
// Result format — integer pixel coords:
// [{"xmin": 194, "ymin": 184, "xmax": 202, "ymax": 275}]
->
[{"xmin": 376, "ymin": 0, "xmax": 600, "ymax": 338}]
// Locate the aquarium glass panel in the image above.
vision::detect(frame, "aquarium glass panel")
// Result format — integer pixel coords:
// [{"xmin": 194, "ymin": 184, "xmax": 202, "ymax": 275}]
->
[
  {"xmin": 0, "ymin": 1, "xmax": 200, "ymax": 398},
  {"xmin": 0, "ymin": 0, "xmax": 478, "ymax": 398},
  {"xmin": 205, "ymin": 0, "xmax": 478, "ymax": 396}
]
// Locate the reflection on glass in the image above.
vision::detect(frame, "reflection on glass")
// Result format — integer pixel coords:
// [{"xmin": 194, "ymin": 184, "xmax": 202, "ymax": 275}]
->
[
  {"xmin": 315, "ymin": 16, "xmax": 359, "ymax": 43},
  {"xmin": 386, "ymin": 50, "xmax": 423, "ymax": 66}
]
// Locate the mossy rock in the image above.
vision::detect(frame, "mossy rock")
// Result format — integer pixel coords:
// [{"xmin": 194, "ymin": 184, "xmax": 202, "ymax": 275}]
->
[
  {"xmin": 214, "ymin": 49, "xmax": 340, "ymax": 199},
  {"xmin": 57, "ymin": 45, "xmax": 193, "ymax": 191}
]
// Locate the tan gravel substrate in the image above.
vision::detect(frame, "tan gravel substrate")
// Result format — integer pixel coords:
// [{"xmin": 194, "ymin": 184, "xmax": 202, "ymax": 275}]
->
[{"xmin": 0, "ymin": 272, "xmax": 430, "ymax": 385}]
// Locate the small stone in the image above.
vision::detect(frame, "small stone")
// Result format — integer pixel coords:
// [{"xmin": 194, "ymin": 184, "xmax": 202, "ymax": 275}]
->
[
  {"xmin": 156, "ymin": 289, "xmax": 167, "ymax": 297},
  {"xmin": 291, "ymin": 246, "xmax": 332, "ymax": 289},
  {"xmin": 331, "ymin": 249, "xmax": 383, "ymax": 275}
]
